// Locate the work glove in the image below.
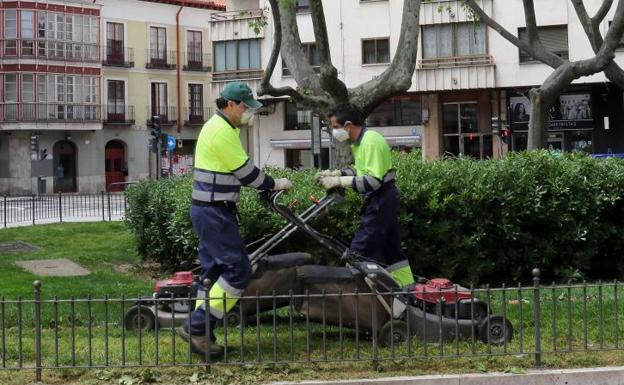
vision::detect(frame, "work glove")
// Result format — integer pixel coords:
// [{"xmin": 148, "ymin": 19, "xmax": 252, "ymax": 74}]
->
[
  {"xmin": 272, "ymin": 178, "xmax": 293, "ymax": 191},
  {"xmin": 314, "ymin": 169, "xmax": 341, "ymax": 182},
  {"xmin": 318, "ymin": 176, "xmax": 353, "ymax": 191}
]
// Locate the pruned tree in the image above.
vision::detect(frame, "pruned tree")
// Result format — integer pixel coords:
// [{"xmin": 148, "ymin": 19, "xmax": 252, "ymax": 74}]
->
[
  {"xmin": 257, "ymin": 0, "xmax": 422, "ymax": 167},
  {"xmin": 465, "ymin": 0, "xmax": 624, "ymax": 149}
]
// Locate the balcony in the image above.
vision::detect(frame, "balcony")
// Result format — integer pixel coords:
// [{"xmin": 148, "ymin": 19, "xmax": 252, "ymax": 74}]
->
[
  {"xmin": 211, "ymin": 69, "xmax": 264, "ymax": 82},
  {"xmin": 104, "ymin": 105, "xmax": 135, "ymax": 125},
  {"xmin": 146, "ymin": 50, "xmax": 176, "ymax": 70},
  {"xmin": 0, "ymin": 103, "xmax": 101, "ymax": 122},
  {"xmin": 183, "ymin": 52, "xmax": 212, "ymax": 72},
  {"xmin": 415, "ymin": 55, "xmax": 496, "ymax": 91},
  {"xmin": 102, "ymin": 46, "xmax": 134, "ymax": 68},
  {"xmin": 210, "ymin": 9, "xmax": 266, "ymax": 40},
  {"xmin": 1, "ymin": 39, "xmax": 100, "ymax": 63},
  {"xmin": 418, "ymin": 55, "xmax": 494, "ymax": 69},
  {"xmin": 184, "ymin": 107, "xmax": 213, "ymax": 127},
  {"xmin": 146, "ymin": 106, "xmax": 177, "ymax": 125}
]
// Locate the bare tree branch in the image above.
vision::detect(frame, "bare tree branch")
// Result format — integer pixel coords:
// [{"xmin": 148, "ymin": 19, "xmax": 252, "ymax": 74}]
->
[
  {"xmin": 594, "ymin": 0, "xmax": 615, "ymax": 23},
  {"xmin": 257, "ymin": 0, "xmax": 331, "ymax": 111},
  {"xmin": 349, "ymin": 0, "xmax": 422, "ymax": 116},
  {"xmin": 309, "ymin": 0, "xmax": 349, "ymax": 103},
  {"xmin": 464, "ymin": 0, "xmax": 565, "ymax": 68},
  {"xmin": 522, "ymin": 0, "xmax": 540, "ymax": 43},
  {"xmin": 571, "ymin": 0, "xmax": 624, "ymax": 89},
  {"xmin": 278, "ymin": 0, "xmax": 327, "ymax": 99}
]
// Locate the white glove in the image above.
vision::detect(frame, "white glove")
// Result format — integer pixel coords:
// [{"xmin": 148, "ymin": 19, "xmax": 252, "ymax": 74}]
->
[
  {"xmin": 319, "ymin": 176, "xmax": 353, "ymax": 190},
  {"xmin": 272, "ymin": 178, "xmax": 293, "ymax": 191},
  {"xmin": 314, "ymin": 169, "xmax": 341, "ymax": 182}
]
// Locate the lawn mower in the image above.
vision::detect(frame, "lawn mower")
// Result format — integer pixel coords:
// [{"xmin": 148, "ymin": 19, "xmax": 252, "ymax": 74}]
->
[
  {"xmin": 268, "ymin": 189, "xmax": 514, "ymax": 347},
  {"xmin": 123, "ymin": 190, "xmax": 339, "ymax": 332}
]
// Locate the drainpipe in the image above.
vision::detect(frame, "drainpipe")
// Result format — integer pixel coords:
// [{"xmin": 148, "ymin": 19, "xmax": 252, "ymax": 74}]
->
[{"xmin": 176, "ymin": 1, "xmax": 185, "ymax": 134}]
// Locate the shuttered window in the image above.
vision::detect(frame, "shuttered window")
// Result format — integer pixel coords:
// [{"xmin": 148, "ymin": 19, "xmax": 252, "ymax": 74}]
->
[{"xmin": 518, "ymin": 25, "xmax": 568, "ymax": 62}]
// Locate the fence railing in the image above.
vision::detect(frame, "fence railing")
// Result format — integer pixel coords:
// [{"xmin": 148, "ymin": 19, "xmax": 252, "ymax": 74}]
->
[
  {"xmin": 1, "ymin": 269, "xmax": 623, "ymax": 382},
  {"xmin": 1, "ymin": 192, "xmax": 126, "ymax": 227}
]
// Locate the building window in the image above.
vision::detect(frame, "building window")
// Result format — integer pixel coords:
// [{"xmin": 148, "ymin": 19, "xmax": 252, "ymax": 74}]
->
[
  {"xmin": 422, "ymin": 23, "xmax": 486, "ymax": 59},
  {"xmin": 362, "ymin": 38, "xmax": 390, "ymax": 64},
  {"xmin": 187, "ymin": 30, "xmax": 203, "ymax": 68},
  {"xmin": 282, "ymin": 43, "xmax": 319, "ymax": 76},
  {"xmin": 296, "ymin": 0, "xmax": 311, "ymax": 13},
  {"xmin": 4, "ymin": 74, "xmax": 17, "ymax": 102},
  {"xmin": 284, "ymin": 101, "xmax": 313, "ymax": 130},
  {"xmin": 518, "ymin": 25, "xmax": 568, "ymax": 62},
  {"xmin": 188, "ymin": 84, "xmax": 204, "ymax": 123},
  {"xmin": 150, "ymin": 26, "xmax": 167, "ymax": 65},
  {"xmin": 107, "ymin": 80, "xmax": 126, "ymax": 122},
  {"xmin": 366, "ymin": 95, "xmax": 422, "ymax": 126},
  {"xmin": 21, "ymin": 11, "xmax": 35, "ymax": 56},
  {"xmin": 151, "ymin": 82, "xmax": 169, "ymax": 120},
  {"xmin": 3, "ymin": 10, "xmax": 17, "ymax": 55},
  {"xmin": 214, "ymin": 39, "xmax": 261, "ymax": 72},
  {"xmin": 106, "ymin": 22, "xmax": 124, "ymax": 64},
  {"xmin": 442, "ymin": 102, "xmax": 492, "ymax": 159},
  {"xmin": 285, "ymin": 148, "xmax": 329, "ymax": 170}
]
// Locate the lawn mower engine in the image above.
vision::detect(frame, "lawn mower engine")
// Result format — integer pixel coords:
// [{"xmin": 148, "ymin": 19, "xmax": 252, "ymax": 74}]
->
[
  {"xmin": 153, "ymin": 271, "xmax": 198, "ymax": 313},
  {"xmin": 412, "ymin": 278, "xmax": 489, "ymax": 322}
]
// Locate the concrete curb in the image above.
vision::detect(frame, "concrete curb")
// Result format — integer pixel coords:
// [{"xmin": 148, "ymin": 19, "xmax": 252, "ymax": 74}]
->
[{"xmin": 272, "ymin": 366, "xmax": 624, "ymax": 385}]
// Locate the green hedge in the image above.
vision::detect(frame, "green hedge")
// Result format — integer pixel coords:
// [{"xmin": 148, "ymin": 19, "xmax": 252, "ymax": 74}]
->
[{"xmin": 124, "ymin": 151, "xmax": 624, "ymax": 284}]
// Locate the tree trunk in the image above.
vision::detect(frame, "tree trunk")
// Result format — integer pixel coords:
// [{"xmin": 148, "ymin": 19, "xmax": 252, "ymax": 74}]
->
[
  {"xmin": 527, "ymin": 88, "xmax": 555, "ymax": 150},
  {"xmin": 333, "ymin": 141, "xmax": 352, "ymax": 169}
]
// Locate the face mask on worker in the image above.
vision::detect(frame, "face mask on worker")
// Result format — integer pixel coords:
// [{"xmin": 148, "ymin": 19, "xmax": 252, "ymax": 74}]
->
[
  {"xmin": 240, "ymin": 109, "xmax": 256, "ymax": 126},
  {"xmin": 332, "ymin": 121, "xmax": 352, "ymax": 142}
]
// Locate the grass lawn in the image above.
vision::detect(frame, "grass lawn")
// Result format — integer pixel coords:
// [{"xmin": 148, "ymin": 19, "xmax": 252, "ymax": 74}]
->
[
  {"xmin": 0, "ymin": 222, "xmax": 624, "ymax": 385},
  {"xmin": 0, "ymin": 222, "xmax": 153, "ymax": 299}
]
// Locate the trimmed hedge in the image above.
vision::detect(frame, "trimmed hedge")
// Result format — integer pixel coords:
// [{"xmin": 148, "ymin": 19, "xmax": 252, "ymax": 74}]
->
[{"xmin": 125, "ymin": 151, "xmax": 624, "ymax": 284}]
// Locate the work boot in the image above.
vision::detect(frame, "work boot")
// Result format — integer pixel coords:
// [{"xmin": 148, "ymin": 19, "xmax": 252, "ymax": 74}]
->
[{"xmin": 176, "ymin": 326, "xmax": 224, "ymax": 358}]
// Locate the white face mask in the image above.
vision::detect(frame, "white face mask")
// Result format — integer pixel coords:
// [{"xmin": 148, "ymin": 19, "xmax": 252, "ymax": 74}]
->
[
  {"xmin": 332, "ymin": 128, "xmax": 350, "ymax": 142},
  {"xmin": 240, "ymin": 109, "xmax": 256, "ymax": 126}
]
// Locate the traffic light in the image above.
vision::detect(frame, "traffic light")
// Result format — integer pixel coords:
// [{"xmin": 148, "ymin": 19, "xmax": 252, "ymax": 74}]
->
[
  {"xmin": 30, "ymin": 135, "xmax": 39, "ymax": 154},
  {"xmin": 40, "ymin": 149, "xmax": 48, "ymax": 160},
  {"xmin": 150, "ymin": 116, "xmax": 162, "ymax": 153},
  {"xmin": 150, "ymin": 115, "xmax": 162, "ymax": 140}
]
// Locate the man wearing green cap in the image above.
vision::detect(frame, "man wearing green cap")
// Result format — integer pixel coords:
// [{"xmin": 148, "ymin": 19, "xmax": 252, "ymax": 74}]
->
[{"xmin": 177, "ymin": 82, "xmax": 292, "ymax": 357}]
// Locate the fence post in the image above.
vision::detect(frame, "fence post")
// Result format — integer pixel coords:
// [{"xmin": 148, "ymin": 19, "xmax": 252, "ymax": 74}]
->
[
  {"xmin": 101, "ymin": 191, "xmax": 105, "ymax": 221},
  {"xmin": 33, "ymin": 280, "xmax": 42, "ymax": 382},
  {"xmin": 203, "ymin": 278, "xmax": 212, "ymax": 372},
  {"xmin": 533, "ymin": 268, "xmax": 542, "ymax": 368},
  {"xmin": 107, "ymin": 192, "xmax": 111, "ymax": 221},
  {"xmin": 58, "ymin": 193, "xmax": 62, "ymax": 223},
  {"xmin": 32, "ymin": 194, "xmax": 35, "ymax": 225},
  {"xmin": 3, "ymin": 196, "xmax": 6, "ymax": 228}
]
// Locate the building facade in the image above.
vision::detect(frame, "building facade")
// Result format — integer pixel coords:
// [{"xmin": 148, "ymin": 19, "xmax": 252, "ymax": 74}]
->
[
  {"xmin": 213, "ymin": 0, "xmax": 624, "ymax": 170},
  {"xmin": 0, "ymin": 0, "xmax": 223, "ymax": 195}
]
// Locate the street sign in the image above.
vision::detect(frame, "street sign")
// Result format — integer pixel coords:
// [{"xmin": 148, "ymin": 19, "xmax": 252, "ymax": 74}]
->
[{"xmin": 167, "ymin": 135, "xmax": 176, "ymax": 151}]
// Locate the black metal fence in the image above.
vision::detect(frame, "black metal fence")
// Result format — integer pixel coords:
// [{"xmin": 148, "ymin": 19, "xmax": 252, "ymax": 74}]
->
[
  {"xmin": 1, "ymin": 192, "xmax": 126, "ymax": 227},
  {"xmin": 1, "ymin": 270, "xmax": 623, "ymax": 382}
]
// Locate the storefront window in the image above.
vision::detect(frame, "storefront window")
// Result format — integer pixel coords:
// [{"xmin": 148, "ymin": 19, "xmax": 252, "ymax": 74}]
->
[
  {"xmin": 285, "ymin": 148, "xmax": 329, "ymax": 169},
  {"xmin": 366, "ymin": 95, "xmax": 422, "ymax": 127},
  {"xmin": 442, "ymin": 102, "xmax": 491, "ymax": 159}
]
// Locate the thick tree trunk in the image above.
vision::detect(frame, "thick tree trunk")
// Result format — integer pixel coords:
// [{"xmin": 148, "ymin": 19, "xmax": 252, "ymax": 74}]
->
[{"xmin": 527, "ymin": 88, "xmax": 557, "ymax": 149}]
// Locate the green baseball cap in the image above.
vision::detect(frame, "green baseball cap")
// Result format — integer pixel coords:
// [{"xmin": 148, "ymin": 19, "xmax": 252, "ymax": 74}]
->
[{"xmin": 220, "ymin": 81, "xmax": 263, "ymax": 109}]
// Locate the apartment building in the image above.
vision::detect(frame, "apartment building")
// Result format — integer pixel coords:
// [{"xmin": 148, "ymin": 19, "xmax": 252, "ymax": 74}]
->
[{"xmin": 0, "ymin": 0, "xmax": 223, "ymax": 195}]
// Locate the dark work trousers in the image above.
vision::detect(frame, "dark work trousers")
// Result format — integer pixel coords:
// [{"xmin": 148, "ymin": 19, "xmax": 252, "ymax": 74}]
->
[
  {"xmin": 349, "ymin": 181, "xmax": 405, "ymax": 267},
  {"xmin": 184, "ymin": 204, "xmax": 252, "ymax": 339}
]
